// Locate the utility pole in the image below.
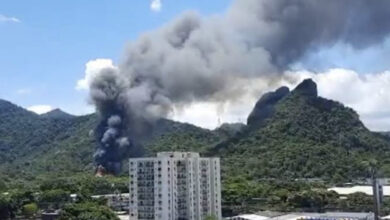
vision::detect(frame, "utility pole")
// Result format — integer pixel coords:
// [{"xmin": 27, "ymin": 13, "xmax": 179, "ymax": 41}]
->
[
  {"xmin": 371, "ymin": 165, "xmax": 382, "ymax": 220},
  {"xmin": 372, "ymin": 177, "xmax": 379, "ymax": 220}
]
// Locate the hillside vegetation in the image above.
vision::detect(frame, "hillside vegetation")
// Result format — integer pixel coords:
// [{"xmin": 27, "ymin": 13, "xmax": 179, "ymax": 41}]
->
[
  {"xmin": 2, "ymin": 79, "xmax": 390, "ymax": 215},
  {"xmin": 1, "ymin": 79, "xmax": 390, "ymax": 185},
  {"xmin": 0, "ymin": 100, "xmax": 224, "ymax": 185},
  {"xmin": 0, "ymin": 100, "xmax": 97, "ymax": 183},
  {"xmin": 216, "ymin": 79, "xmax": 390, "ymax": 182}
]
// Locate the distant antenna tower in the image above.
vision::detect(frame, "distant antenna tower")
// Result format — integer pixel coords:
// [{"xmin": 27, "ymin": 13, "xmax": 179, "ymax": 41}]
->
[{"xmin": 218, "ymin": 117, "xmax": 221, "ymax": 127}]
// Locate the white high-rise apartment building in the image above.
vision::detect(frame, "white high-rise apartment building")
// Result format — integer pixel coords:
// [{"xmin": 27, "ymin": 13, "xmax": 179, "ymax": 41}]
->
[{"xmin": 129, "ymin": 152, "xmax": 222, "ymax": 220}]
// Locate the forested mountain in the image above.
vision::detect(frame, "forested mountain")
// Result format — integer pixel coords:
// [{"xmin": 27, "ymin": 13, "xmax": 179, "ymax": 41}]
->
[
  {"xmin": 41, "ymin": 109, "xmax": 75, "ymax": 120},
  {"xmin": 381, "ymin": 132, "xmax": 390, "ymax": 138},
  {"xmin": 1, "ymin": 79, "xmax": 390, "ymax": 186},
  {"xmin": 0, "ymin": 99, "xmax": 98, "ymax": 182},
  {"xmin": 215, "ymin": 79, "xmax": 390, "ymax": 182},
  {"xmin": 0, "ymin": 99, "xmax": 223, "ymax": 184}
]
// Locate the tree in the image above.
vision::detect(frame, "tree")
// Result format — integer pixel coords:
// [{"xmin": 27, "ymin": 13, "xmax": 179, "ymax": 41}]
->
[
  {"xmin": 343, "ymin": 192, "xmax": 373, "ymax": 212},
  {"xmin": 205, "ymin": 215, "xmax": 218, "ymax": 220},
  {"xmin": 0, "ymin": 179, "xmax": 7, "ymax": 192},
  {"xmin": 39, "ymin": 189, "xmax": 70, "ymax": 209},
  {"xmin": 0, "ymin": 194, "xmax": 11, "ymax": 219},
  {"xmin": 286, "ymin": 189, "xmax": 336, "ymax": 212},
  {"xmin": 5, "ymin": 189, "xmax": 37, "ymax": 218},
  {"xmin": 22, "ymin": 203, "xmax": 38, "ymax": 219},
  {"xmin": 59, "ymin": 201, "xmax": 119, "ymax": 220}
]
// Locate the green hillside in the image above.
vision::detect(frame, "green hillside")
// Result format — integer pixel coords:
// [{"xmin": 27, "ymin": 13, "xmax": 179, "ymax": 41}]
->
[
  {"xmin": 1, "ymin": 79, "xmax": 390, "ymax": 186},
  {"xmin": 215, "ymin": 79, "xmax": 390, "ymax": 182},
  {"xmin": 0, "ymin": 101, "xmax": 223, "ymax": 185},
  {"xmin": 0, "ymin": 100, "xmax": 98, "ymax": 182},
  {"xmin": 3, "ymin": 79, "xmax": 390, "ymax": 215}
]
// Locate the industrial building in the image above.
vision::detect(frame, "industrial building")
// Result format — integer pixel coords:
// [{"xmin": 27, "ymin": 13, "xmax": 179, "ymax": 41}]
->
[{"xmin": 129, "ymin": 152, "xmax": 222, "ymax": 220}]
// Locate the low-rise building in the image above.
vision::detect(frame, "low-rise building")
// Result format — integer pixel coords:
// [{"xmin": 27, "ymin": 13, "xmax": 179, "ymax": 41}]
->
[
  {"xmin": 227, "ymin": 214, "xmax": 269, "ymax": 220},
  {"xmin": 328, "ymin": 185, "xmax": 390, "ymax": 197},
  {"xmin": 91, "ymin": 193, "xmax": 130, "ymax": 211},
  {"xmin": 227, "ymin": 212, "xmax": 375, "ymax": 220}
]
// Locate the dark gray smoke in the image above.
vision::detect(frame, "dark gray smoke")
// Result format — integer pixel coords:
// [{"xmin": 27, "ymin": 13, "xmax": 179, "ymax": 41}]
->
[
  {"xmin": 89, "ymin": 0, "xmax": 390, "ymax": 173},
  {"xmin": 227, "ymin": 0, "xmax": 390, "ymax": 67}
]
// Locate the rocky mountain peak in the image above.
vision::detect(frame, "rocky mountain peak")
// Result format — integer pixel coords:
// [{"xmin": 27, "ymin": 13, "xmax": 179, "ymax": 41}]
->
[
  {"xmin": 247, "ymin": 86, "xmax": 290, "ymax": 127},
  {"xmin": 293, "ymin": 78, "xmax": 318, "ymax": 97}
]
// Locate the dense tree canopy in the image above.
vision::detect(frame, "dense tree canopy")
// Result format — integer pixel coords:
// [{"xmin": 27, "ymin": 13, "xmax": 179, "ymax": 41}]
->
[
  {"xmin": 1, "ymin": 79, "xmax": 390, "ymax": 215},
  {"xmin": 59, "ymin": 201, "xmax": 119, "ymax": 220}
]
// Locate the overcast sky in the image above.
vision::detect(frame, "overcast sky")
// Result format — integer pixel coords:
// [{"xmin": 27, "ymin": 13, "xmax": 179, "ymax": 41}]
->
[{"xmin": 1, "ymin": 0, "xmax": 390, "ymax": 131}]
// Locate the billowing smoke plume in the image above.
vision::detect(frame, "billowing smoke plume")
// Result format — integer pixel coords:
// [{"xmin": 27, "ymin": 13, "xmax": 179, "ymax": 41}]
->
[{"xmin": 89, "ymin": 0, "xmax": 390, "ymax": 173}]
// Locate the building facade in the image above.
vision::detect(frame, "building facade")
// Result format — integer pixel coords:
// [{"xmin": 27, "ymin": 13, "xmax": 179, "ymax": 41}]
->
[{"xmin": 129, "ymin": 152, "xmax": 222, "ymax": 220}]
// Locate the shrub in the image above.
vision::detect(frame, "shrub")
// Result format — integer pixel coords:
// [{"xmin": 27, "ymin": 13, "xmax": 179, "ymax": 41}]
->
[{"xmin": 22, "ymin": 202, "xmax": 38, "ymax": 218}]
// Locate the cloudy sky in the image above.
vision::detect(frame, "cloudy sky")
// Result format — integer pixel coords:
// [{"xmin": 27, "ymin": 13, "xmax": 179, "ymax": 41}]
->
[{"xmin": 1, "ymin": 0, "xmax": 390, "ymax": 131}]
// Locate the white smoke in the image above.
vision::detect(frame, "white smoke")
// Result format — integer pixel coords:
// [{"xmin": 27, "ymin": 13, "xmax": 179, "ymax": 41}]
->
[{"xmin": 76, "ymin": 59, "xmax": 117, "ymax": 90}]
